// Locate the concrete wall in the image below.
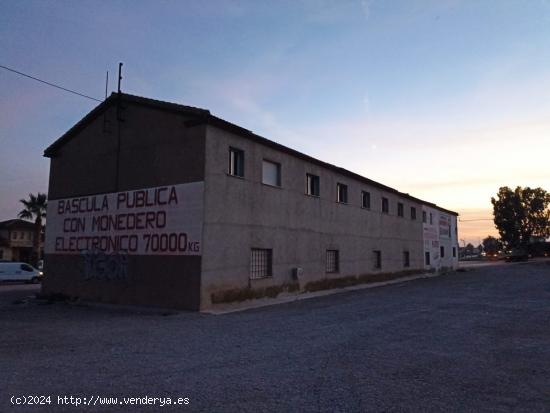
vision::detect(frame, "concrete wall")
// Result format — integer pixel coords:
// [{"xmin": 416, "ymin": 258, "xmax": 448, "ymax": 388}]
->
[
  {"xmin": 43, "ymin": 97, "xmax": 458, "ymax": 311},
  {"xmin": 200, "ymin": 125, "xmax": 425, "ymax": 307},
  {"xmin": 43, "ymin": 101, "xmax": 206, "ymax": 310}
]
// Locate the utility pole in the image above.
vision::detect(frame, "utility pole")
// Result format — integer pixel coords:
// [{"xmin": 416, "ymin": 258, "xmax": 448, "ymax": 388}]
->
[
  {"xmin": 104, "ymin": 71, "xmax": 109, "ymax": 100},
  {"xmin": 115, "ymin": 62, "xmax": 124, "ymax": 192},
  {"xmin": 118, "ymin": 62, "xmax": 123, "ymax": 93}
]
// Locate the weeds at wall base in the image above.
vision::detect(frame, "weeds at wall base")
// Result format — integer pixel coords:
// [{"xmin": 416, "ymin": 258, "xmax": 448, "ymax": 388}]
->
[
  {"xmin": 303, "ymin": 269, "xmax": 427, "ymax": 293},
  {"xmin": 211, "ymin": 282, "xmax": 300, "ymax": 304},
  {"xmin": 211, "ymin": 268, "xmax": 442, "ymax": 304}
]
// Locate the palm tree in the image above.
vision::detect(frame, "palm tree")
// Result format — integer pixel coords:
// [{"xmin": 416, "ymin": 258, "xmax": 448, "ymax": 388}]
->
[{"xmin": 18, "ymin": 193, "xmax": 47, "ymax": 266}]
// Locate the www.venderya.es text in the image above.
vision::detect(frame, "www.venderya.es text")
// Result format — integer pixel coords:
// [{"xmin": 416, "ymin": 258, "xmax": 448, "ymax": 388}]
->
[{"xmin": 10, "ymin": 395, "xmax": 190, "ymax": 407}]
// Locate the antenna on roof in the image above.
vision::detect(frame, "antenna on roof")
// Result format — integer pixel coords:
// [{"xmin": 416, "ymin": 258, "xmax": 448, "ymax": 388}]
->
[
  {"xmin": 104, "ymin": 71, "xmax": 109, "ymax": 100},
  {"xmin": 118, "ymin": 62, "xmax": 123, "ymax": 94}
]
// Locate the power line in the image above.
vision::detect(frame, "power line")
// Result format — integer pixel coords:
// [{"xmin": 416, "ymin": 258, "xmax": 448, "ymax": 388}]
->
[
  {"xmin": 0, "ymin": 64, "xmax": 102, "ymax": 102},
  {"xmin": 459, "ymin": 218, "xmax": 494, "ymax": 222}
]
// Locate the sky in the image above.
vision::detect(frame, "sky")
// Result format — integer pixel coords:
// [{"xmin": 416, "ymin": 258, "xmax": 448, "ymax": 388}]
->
[{"xmin": 1, "ymin": 0, "xmax": 549, "ymax": 245}]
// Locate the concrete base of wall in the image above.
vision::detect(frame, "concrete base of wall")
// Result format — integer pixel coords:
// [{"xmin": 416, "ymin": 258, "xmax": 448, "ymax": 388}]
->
[
  {"xmin": 205, "ymin": 269, "xmax": 450, "ymax": 315},
  {"xmin": 42, "ymin": 254, "xmax": 202, "ymax": 310}
]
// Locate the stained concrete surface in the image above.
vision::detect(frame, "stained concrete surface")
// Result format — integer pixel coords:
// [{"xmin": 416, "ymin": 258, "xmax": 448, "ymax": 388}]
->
[{"xmin": 1, "ymin": 260, "xmax": 550, "ymax": 412}]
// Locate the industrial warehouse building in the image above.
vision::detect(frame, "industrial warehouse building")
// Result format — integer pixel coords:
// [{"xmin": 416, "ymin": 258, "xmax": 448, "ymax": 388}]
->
[{"xmin": 43, "ymin": 93, "xmax": 458, "ymax": 311}]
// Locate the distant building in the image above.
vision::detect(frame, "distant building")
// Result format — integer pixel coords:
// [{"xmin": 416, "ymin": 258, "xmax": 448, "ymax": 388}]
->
[
  {"xmin": 42, "ymin": 93, "xmax": 458, "ymax": 311},
  {"xmin": 0, "ymin": 219, "xmax": 38, "ymax": 262}
]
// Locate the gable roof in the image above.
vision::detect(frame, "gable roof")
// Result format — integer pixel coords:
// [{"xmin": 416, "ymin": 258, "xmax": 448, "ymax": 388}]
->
[{"xmin": 43, "ymin": 93, "xmax": 458, "ymax": 216}]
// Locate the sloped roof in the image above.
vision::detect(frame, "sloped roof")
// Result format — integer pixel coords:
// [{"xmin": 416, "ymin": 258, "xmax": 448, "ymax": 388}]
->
[
  {"xmin": 0, "ymin": 219, "xmax": 35, "ymax": 230},
  {"xmin": 43, "ymin": 93, "xmax": 458, "ymax": 216}
]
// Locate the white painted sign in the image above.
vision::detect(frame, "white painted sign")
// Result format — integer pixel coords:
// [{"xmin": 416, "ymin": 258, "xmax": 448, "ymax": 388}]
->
[{"xmin": 45, "ymin": 182, "xmax": 203, "ymax": 255}]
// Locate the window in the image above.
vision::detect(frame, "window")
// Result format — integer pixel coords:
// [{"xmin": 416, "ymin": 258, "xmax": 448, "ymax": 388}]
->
[
  {"xmin": 250, "ymin": 248, "xmax": 272, "ymax": 279},
  {"xmin": 337, "ymin": 183, "xmax": 348, "ymax": 203},
  {"xmin": 429, "ymin": 213, "xmax": 433, "ymax": 225},
  {"xmin": 425, "ymin": 252, "xmax": 431, "ymax": 265},
  {"xmin": 382, "ymin": 197, "xmax": 389, "ymax": 214},
  {"xmin": 453, "ymin": 247, "xmax": 456, "ymax": 258},
  {"xmin": 228, "ymin": 147, "xmax": 244, "ymax": 177},
  {"xmin": 422, "ymin": 211, "xmax": 427, "ymax": 223},
  {"xmin": 397, "ymin": 202, "xmax": 404, "ymax": 217},
  {"xmin": 306, "ymin": 173, "xmax": 320, "ymax": 196},
  {"xmin": 361, "ymin": 191, "xmax": 371, "ymax": 209},
  {"xmin": 403, "ymin": 251, "xmax": 410, "ymax": 268},
  {"xmin": 0, "ymin": 250, "xmax": 3, "ymax": 259},
  {"xmin": 373, "ymin": 250, "xmax": 381, "ymax": 269},
  {"xmin": 326, "ymin": 250, "xmax": 339, "ymax": 273},
  {"xmin": 262, "ymin": 160, "xmax": 281, "ymax": 187},
  {"xmin": 20, "ymin": 264, "xmax": 33, "ymax": 272},
  {"xmin": 411, "ymin": 207, "xmax": 417, "ymax": 220},
  {"xmin": 440, "ymin": 246, "xmax": 445, "ymax": 258},
  {"xmin": 11, "ymin": 231, "xmax": 17, "ymax": 240}
]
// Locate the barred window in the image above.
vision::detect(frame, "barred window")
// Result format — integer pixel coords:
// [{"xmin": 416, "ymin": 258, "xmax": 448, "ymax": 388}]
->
[
  {"xmin": 403, "ymin": 251, "xmax": 410, "ymax": 267},
  {"xmin": 373, "ymin": 250, "xmax": 382, "ymax": 269},
  {"xmin": 326, "ymin": 250, "xmax": 339, "ymax": 273},
  {"xmin": 250, "ymin": 248, "xmax": 273, "ymax": 279}
]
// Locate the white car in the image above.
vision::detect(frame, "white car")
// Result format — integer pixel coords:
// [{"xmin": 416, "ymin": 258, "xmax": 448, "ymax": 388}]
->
[{"xmin": 0, "ymin": 262, "xmax": 43, "ymax": 283}]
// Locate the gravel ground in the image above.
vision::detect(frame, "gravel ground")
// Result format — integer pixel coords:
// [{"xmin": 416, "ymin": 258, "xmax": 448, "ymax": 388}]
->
[{"xmin": 1, "ymin": 261, "xmax": 550, "ymax": 412}]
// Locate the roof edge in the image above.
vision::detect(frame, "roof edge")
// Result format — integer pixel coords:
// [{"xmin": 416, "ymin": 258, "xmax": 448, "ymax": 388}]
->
[
  {"xmin": 43, "ymin": 93, "xmax": 210, "ymax": 158},
  {"xmin": 43, "ymin": 93, "xmax": 458, "ymax": 216},
  {"xmin": 199, "ymin": 116, "xmax": 459, "ymax": 216}
]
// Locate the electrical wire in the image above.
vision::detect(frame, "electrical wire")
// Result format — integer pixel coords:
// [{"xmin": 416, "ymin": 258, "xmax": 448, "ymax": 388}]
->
[
  {"xmin": 459, "ymin": 218, "xmax": 494, "ymax": 222},
  {"xmin": 0, "ymin": 64, "xmax": 102, "ymax": 102}
]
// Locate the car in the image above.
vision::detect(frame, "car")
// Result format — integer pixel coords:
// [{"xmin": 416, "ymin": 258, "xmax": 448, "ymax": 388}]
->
[
  {"xmin": 504, "ymin": 249, "xmax": 529, "ymax": 263},
  {"xmin": 0, "ymin": 262, "xmax": 43, "ymax": 283}
]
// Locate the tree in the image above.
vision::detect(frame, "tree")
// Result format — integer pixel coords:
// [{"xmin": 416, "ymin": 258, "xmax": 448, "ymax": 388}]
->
[
  {"xmin": 18, "ymin": 193, "xmax": 47, "ymax": 266},
  {"xmin": 482, "ymin": 236, "xmax": 502, "ymax": 255},
  {"xmin": 491, "ymin": 186, "xmax": 550, "ymax": 248}
]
